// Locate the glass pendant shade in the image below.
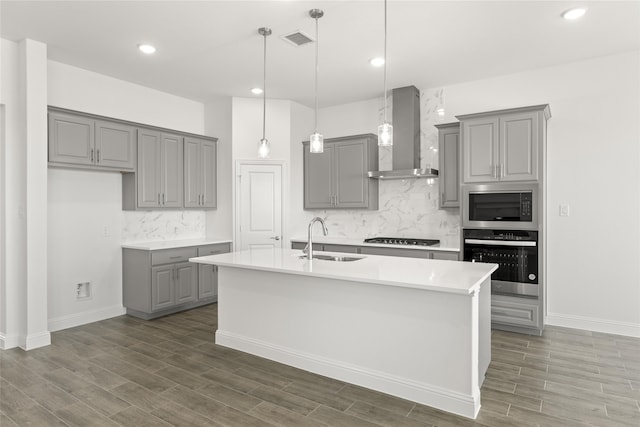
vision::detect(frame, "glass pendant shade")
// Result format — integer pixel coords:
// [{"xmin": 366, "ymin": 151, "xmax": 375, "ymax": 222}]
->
[
  {"xmin": 258, "ymin": 138, "xmax": 270, "ymax": 158},
  {"xmin": 310, "ymin": 132, "xmax": 324, "ymax": 153},
  {"xmin": 378, "ymin": 122, "xmax": 393, "ymax": 147}
]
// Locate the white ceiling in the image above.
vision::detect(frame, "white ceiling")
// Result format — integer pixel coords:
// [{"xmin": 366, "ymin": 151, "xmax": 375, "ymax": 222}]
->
[{"xmin": 2, "ymin": 1, "xmax": 639, "ymax": 108}]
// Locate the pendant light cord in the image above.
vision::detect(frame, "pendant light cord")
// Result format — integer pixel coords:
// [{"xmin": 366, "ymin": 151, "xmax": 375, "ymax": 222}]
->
[
  {"xmin": 383, "ymin": 0, "xmax": 388, "ymax": 123},
  {"xmin": 262, "ymin": 31, "xmax": 267, "ymax": 140},
  {"xmin": 314, "ymin": 16, "xmax": 319, "ymax": 132}
]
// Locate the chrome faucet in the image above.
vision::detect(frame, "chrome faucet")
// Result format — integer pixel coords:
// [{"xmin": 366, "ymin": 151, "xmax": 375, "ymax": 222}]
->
[{"xmin": 304, "ymin": 217, "xmax": 328, "ymax": 260}]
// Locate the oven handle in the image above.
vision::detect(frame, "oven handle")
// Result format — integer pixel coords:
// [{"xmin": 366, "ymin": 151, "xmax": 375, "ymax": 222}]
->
[{"xmin": 464, "ymin": 239, "xmax": 536, "ymax": 247}]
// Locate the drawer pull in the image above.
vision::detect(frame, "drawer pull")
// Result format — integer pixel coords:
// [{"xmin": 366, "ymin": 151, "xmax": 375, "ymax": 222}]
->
[{"xmin": 169, "ymin": 256, "xmax": 182, "ymax": 259}]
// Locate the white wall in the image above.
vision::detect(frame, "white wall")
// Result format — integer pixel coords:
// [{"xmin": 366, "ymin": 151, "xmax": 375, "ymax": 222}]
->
[
  {"xmin": 46, "ymin": 60, "xmax": 208, "ymax": 331},
  {"xmin": 443, "ymin": 51, "xmax": 640, "ymax": 335},
  {"xmin": 289, "ymin": 101, "xmax": 314, "ymax": 239},
  {"xmin": 204, "ymin": 96, "xmax": 233, "ymax": 241}
]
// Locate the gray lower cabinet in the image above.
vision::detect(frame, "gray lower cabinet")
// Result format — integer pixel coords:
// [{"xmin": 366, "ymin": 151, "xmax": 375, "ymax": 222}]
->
[
  {"xmin": 291, "ymin": 241, "xmax": 459, "ymax": 260},
  {"xmin": 184, "ymin": 137, "xmax": 217, "ymax": 209},
  {"xmin": 123, "ymin": 129, "xmax": 183, "ymax": 209},
  {"xmin": 435, "ymin": 123, "xmax": 460, "ymax": 208},
  {"xmin": 303, "ymin": 134, "xmax": 378, "ymax": 209},
  {"xmin": 491, "ymin": 294, "xmax": 541, "ymax": 331},
  {"xmin": 123, "ymin": 242, "xmax": 230, "ymax": 319},
  {"xmin": 196, "ymin": 243, "xmax": 230, "ymax": 300},
  {"xmin": 48, "ymin": 109, "xmax": 135, "ymax": 171}
]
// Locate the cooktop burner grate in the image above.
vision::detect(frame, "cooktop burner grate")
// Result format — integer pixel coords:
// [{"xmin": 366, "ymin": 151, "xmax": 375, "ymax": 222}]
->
[{"xmin": 363, "ymin": 237, "xmax": 440, "ymax": 246}]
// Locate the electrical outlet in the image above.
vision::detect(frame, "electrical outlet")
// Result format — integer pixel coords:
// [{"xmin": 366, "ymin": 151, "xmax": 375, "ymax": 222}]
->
[
  {"xmin": 102, "ymin": 226, "xmax": 111, "ymax": 237},
  {"xmin": 559, "ymin": 204, "xmax": 570, "ymax": 217},
  {"xmin": 76, "ymin": 282, "xmax": 92, "ymax": 300}
]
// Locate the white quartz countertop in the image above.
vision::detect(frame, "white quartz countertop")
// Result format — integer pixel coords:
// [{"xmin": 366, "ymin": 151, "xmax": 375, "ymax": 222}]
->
[
  {"xmin": 122, "ymin": 238, "xmax": 232, "ymax": 251},
  {"xmin": 290, "ymin": 235, "xmax": 460, "ymax": 252},
  {"xmin": 191, "ymin": 248, "xmax": 496, "ymax": 295}
]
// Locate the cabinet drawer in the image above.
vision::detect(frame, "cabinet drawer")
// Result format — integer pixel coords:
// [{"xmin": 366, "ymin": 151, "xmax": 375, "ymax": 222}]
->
[
  {"xmin": 197, "ymin": 243, "xmax": 231, "ymax": 257},
  {"xmin": 491, "ymin": 299, "xmax": 540, "ymax": 328},
  {"xmin": 151, "ymin": 247, "xmax": 197, "ymax": 266},
  {"xmin": 322, "ymin": 244, "xmax": 360, "ymax": 254},
  {"xmin": 360, "ymin": 246, "xmax": 430, "ymax": 259},
  {"xmin": 432, "ymin": 251, "xmax": 459, "ymax": 261}
]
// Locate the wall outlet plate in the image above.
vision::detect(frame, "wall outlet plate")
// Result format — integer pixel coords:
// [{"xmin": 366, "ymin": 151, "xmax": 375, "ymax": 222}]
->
[{"xmin": 559, "ymin": 204, "xmax": 570, "ymax": 217}]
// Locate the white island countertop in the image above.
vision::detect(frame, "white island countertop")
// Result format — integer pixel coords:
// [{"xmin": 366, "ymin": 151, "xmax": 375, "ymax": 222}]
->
[
  {"xmin": 122, "ymin": 237, "xmax": 232, "ymax": 251},
  {"xmin": 290, "ymin": 235, "xmax": 460, "ymax": 252},
  {"xmin": 191, "ymin": 248, "xmax": 496, "ymax": 295}
]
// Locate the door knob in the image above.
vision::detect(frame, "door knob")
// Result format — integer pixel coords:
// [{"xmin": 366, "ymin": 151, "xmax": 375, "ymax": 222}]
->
[{"xmin": 269, "ymin": 236, "xmax": 281, "ymax": 240}]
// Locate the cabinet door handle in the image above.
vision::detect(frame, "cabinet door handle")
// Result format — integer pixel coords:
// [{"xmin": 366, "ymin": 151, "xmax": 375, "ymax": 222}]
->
[
  {"xmin": 162, "ymin": 193, "xmax": 166, "ymax": 205},
  {"xmin": 91, "ymin": 148, "xmax": 94, "ymax": 163},
  {"xmin": 97, "ymin": 149, "xmax": 100, "ymax": 163},
  {"xmin": 169, "ymin": 256, "xmax": 181, "ymax": 259}
]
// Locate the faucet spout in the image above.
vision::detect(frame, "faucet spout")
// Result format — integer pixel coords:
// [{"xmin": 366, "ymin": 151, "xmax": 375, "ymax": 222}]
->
[{"xmin": 304, "ymin": 217, "xmax": 328, "ymax": 260}]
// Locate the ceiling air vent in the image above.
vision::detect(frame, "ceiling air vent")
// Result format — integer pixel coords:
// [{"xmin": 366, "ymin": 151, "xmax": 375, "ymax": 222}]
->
[{"xmin": 281, "ymin": 30, "xmax": 315, "ymax": 47}]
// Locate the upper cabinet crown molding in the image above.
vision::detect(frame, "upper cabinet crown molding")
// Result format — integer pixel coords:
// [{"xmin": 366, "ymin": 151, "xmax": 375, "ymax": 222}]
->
[{"xmin": 456, "ymin": 104, "xmax": 550, "ymax": 184}]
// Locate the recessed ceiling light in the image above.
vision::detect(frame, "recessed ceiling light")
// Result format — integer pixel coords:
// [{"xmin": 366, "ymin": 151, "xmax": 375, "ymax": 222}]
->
[
  {"xmin": 561, "ymin": 8, "xmax": 587, "ymax": 20},
  {"xmin": 138, "ymin": 44, "xmax": 156, "ymax": 54},
  {"xmin": 251, "ymin": 87, "xmax": 263, "ymax": 95},
  {"xmin": 369, "ymin": 57, "xmax": 385, "ymax": 67}
]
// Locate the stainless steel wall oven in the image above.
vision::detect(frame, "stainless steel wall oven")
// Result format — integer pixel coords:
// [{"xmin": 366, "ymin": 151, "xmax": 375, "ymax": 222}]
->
[
  {"xmin": 462, "ymin": 183, "xmax": 539, "ymax": 230},
  {"xmin": 463, "ymin": 229, "xmax": 539, "ymax": 298}
]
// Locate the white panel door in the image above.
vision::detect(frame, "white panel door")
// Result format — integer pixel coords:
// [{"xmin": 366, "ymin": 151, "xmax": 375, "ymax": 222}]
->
[{"xmin": 237, "ymin": 163, "xmax": 283, "ymax": 252}]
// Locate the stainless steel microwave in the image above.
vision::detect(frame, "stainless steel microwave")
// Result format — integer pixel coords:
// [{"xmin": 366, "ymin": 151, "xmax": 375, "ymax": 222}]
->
[{"xmin": 462, "ymin": 183, "xmax": 539, "ymax": 230}]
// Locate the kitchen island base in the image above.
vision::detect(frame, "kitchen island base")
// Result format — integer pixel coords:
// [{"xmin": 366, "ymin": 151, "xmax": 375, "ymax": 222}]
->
[{"xmin": 214, "ymin": 265, "xmax": 491, "ymax": 419}]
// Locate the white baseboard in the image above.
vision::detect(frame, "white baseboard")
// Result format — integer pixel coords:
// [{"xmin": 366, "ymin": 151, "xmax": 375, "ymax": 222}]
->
[
  {"xmin": 546, "ymin": 313, "xmax": 640, "ymax": 338},
  {"xmin": 48, "ymin": 305, "xmax": 126, "ymax": 332},
  {"xmin": 216, "ymin": 330, "xmax": 480, "ymax": 419},
  {"xmin": 0, "ymin": 333, "xmax": 21, "ymax": 350},
  {"xmin": 23, "ymin": 331, "xmax": 51, "ymax": 350}
]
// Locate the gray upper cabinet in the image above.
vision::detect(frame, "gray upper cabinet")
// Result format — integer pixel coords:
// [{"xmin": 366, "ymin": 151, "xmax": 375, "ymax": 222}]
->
[
  {"xmin": 135, "ymin": 129, "xmax": 183, "ymax": 209},
  {"xmin": 184, "ymin": 137, "xmax": 217, "ymax": 209},
  {"xmin": 48, "ymin": 109, "xmax": 135, "ymax": 171},
  {"xmin": 458, "ymin": 105, "xmax": 550, "ymax": 183},
  {"xmin": 303, "ymin": 134, "xmax": 378, "ymax": 210},
  {"xmin": 95, "ymin": 120, "xmax": 136, "ymax": 170},
  {"xmin": 435, "ymin": 123, "xmax": 460, "ymax": 208}
]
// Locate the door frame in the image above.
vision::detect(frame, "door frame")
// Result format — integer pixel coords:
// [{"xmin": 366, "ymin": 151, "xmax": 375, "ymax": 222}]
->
[{"xmin": 233, "ymin": 159, "xmax": 288, "ymax": 252}]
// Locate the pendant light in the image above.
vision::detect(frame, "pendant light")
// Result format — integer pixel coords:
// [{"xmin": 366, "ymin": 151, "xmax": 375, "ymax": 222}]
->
[
  {"xmin": 258, "ymin": 27, "xmax": 272, "ymax": 158},
  {"xmin": 309, "ymin": 9, "xmax": 324, "ymax": 153},
  {"xmin": 378, "ymin": 0, "xmax": 393, "ymax": 147}
]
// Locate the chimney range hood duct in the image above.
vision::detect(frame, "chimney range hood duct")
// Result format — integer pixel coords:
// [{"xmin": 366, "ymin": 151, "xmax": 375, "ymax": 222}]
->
[{"xmin": 368, "ymin": 86, "xmax": 438, "ymax": 180}]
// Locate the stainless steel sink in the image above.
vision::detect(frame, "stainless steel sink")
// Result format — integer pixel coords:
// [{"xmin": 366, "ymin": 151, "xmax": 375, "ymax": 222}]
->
[{"xmin": 299, "ymin": 254, "xmax": 365, "ymax": 262}]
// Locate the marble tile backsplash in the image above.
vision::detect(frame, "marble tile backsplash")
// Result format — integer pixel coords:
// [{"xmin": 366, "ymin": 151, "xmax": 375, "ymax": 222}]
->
[
  {"xmin": 122, "ymin": 211, "xmax": 205, "ymax": 243},
  {"xmin": 302, "ymin": 87, "xmax": 460, "ymax": 240}
]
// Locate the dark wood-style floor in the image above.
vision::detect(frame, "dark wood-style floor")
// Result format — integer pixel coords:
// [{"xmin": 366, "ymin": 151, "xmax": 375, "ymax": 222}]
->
[{"xmin": 1, "ymin": 304, "xmax": 639, "ymax": 427}]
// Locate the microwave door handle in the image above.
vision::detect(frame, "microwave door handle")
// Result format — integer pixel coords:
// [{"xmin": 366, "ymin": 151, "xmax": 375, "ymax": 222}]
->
[{"xmin": 464, "ymin": 239, "xmax": 537, "ymax": 247}]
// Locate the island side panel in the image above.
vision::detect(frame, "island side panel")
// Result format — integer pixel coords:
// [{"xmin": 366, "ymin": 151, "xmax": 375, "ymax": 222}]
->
[{"xmin": 215, "ymin": 266, "xmax": 481, "ymax": 419}]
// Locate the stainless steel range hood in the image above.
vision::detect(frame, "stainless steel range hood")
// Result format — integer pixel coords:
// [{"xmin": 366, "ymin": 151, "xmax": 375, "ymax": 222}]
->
[{"xmin": 368, "ymin": 86, "xmax": 439, "ymax": 180}]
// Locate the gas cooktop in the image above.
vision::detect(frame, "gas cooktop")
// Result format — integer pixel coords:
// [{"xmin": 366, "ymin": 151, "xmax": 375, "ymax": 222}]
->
[{"xmin": 363, "ymin": 237, "xmax": 440, "ymax": 246}]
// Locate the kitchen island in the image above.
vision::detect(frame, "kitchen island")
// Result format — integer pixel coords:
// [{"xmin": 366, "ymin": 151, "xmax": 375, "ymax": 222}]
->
[{"xmin": 190, "ymin": 248, "xmax": 497, "ymax": 419}]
